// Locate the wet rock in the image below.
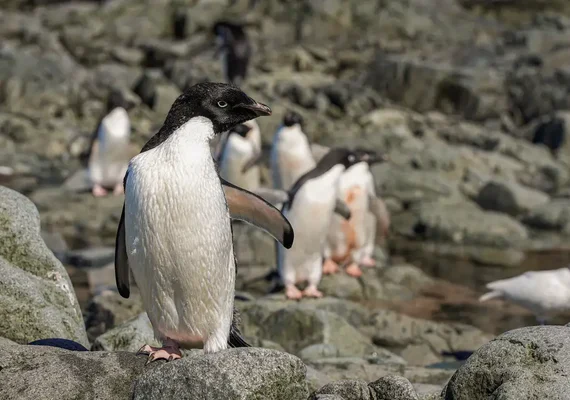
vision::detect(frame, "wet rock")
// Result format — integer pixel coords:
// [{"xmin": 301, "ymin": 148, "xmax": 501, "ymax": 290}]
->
[
  {"xmin": 0, "ymin": 341, "xmax": 146, "ymax": 400},
  {"xmin": 370, "ymin": 375, "xmax": 419, "ymax": 400},
  {"xmin": 443, "ymin": 326, "xmax": 570, "ymax": 399},
  {"xmin": 523, "ymin": 199, "xmax": 570, "ymax": 232},
  {"xmin": 0, "ymin": 186, "xmax": 88, "ymax": 345},
  {"xmin": 91, "ymin": 312, "xmax": 158, "ymax": 352},
  {"xmin": 396, "ymin": 201, "xmax": 528, "ymax": 249},
  {"xmin": 475, "ymin": 179, "xmax": 550, "ymax": 216},
  {"xmin": 85, "ymin": 289, "xmax": 144, "ymax": 342},
  {"xmin": 368, "ymin": 309, "xmax": 492, "ymax": 366},
  {"xmin": 133, "ymin": 348, "xmax": 309, "ymax": 400}
]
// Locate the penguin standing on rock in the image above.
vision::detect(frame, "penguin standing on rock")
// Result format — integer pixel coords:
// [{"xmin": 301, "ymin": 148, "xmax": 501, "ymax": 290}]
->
[
  {"xmin": 324, "ymin": 148, "xmax": 390, "ymax": 277},
  {"xmin": 216, "ymin": 119, "xmax": 262, "ymax": 191},
  {"xmin": 86, "ymin": 106, "xmax": 132, "ymax": 197},
  {"xmin": 270, "ymin": 111, "xmax": 316, "ymax": 191},
  {"xmin": 213, "ymin": 21, "xmax": 251, "ymax": 86},
  {"xmin": 277, "ymin": 148, "xmax": 361, "ymax": 300},
  {"xmin": 114, "ymin": 83, "xmax": 294, "ymax": 362}
]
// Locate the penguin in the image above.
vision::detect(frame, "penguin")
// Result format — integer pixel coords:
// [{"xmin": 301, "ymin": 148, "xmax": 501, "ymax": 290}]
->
[
  {"xmin": 213, "ymin": 21, "xmax": 251, "ymax": 86},
  {"xmin": 270, "ymin": 110, "xmax": 316, "ymax": 191},
  {"xmin": 85, "ymin": 106, "xmax": 132, "ymax": 197},
  {"xmin": 277, "ymin": 148, "xmax": 362, "ymax": 300},
  {"xmin": 479, "ymin": 267, "xmax": 570, "ymax": 325},
  {"xmin": 114, "ymin": 82, "xmax": 294, "ymax": 362},
  {"xmin": 323, "ymin": 148, "xmax": 390, "ymax": 278},
  {"xmin": 216, "ymin": 119, "xmax": 262, "ymax": 191}
]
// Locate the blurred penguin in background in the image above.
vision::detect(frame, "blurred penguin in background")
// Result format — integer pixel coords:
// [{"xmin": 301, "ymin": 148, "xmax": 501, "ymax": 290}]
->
[
  {"xmin": 270, "ymin": 111, "xmax": 315, "ymax": 191},
  {"xmin": 85, "ymin": 99, "xmax": 132, "ymax": 197},
  {"xmin": 213, "ymin": 21, "xmax": 251, "ymax": 86},
  {"xmin": 216, "ymin": 119, "xmax": 262, "ymax": 191},
  {"xmin": 323, "ymin": 148, "xmax": 390, "ymax": 277}
]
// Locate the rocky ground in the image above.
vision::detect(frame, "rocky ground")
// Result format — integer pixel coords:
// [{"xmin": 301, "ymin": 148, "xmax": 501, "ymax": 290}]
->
[{"xmin": 2, "ymin": 0, "xmax": 570, "ymax": 399}]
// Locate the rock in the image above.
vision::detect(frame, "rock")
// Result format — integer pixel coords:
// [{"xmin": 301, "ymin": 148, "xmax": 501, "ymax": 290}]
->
[
  {"xmin": 306, "ymin": 365, "xmax": 333, "ymax": 392},
  {"xmin": 133, "ymin": 348, "xmax": 309, "ymax": 400},
  {"xmin": 85, "ymin": 289, "xmax": 144, "ymax": 342},
  {"xmin": 91, "ymin": 312, "xmax": 158, "ymax": 352},
  {"xmin": 370, "ymin": 375, "xmax": 419, "ymax": 400},
  {"xmin": 475, "ymin": 180, "xmax": 550, "ymax": 216},
  {"xmin": 368, "ymin": 309, "xmax": 492, "ymax": 366},
  {"xmin": 233, "ymin": 221, "xmax": 276, "ymax": 267},
  {"xmin": 0, "ymin": 186, "xmax": 88, "ymax": 346},
  {"xmin": 443, "ymin": 326, "xmax": 570, "ymax": 399},
  {"xmin": 64, "ymin": 246, "xmax": 115, "ymax": 268},
  {"xmin": 0, "ymin": 341, "xmax": 146, "ymax": 400},
  {"xmin": 523, "ymin": 199, "xmax": 570, "ymax": 232},
  {"xmin": 309, "ymin": 380, "xmax": 375, "ymax": 400}
]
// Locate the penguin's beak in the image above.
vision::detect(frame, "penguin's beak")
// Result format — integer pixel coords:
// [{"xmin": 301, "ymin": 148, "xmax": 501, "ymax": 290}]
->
[{"xmin": 236, "ymin": 102, "xmax": 272, "ymax": 116}]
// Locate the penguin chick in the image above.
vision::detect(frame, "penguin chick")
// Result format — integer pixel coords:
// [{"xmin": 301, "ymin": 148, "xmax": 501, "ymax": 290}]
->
[
  {"xmin": 213, "ymin": 21, "xmax": 251, "ymax": 86},
  {"xmin": 323, "ymin": 148, "xmax": 389, "ymax": 278},
  {"xmin": 277, "ymin": 148, "xmax": 362, "ymax": 300},
  {"xmin": 216, "ymin": 119, "xmax": 262, "ymax": 191},
  {"xmin": 114, "ymin": 82, "xmax": 293, "ymax": 363},
  {"xmin": 270, "ymin": 110, "xmax": 315, "ymax": 191},
  {"xmin": 87, "ymin": 107, "xmax": 132, "ymax": 197}
]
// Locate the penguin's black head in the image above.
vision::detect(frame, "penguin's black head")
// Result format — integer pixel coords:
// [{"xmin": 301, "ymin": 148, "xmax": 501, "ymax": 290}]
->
[
  {"xmin": 318, "ymin": 147, "xmax": 360, "ymax": 169},
  {"xmin": 283, "ymin": 111, "xmax": 304, "ymax": 127},
  {"xmin": 353, "ymin": 147, "xmax": 389, "ymax": 165},
  {"xmin": 213, "ymin": 21, "xmax": 246, "ymax": 41},
  {"xmin": 163, "ymin": 82, "xmax": 271, "ymax": 134},
  {"xmin": 230, "ymin": 123, "xmax": 252, "ymax": 138}
]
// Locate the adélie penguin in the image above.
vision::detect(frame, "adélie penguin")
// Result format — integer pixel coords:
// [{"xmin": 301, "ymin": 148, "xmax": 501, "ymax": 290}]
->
[
  {"xmin": 86, "ymin": 106, "xmax": 132, "ymax": 197},
  {"xmin": 216, "ymin": 119, "xmax": 262, "ymax": 191},
  {"xmin": 277, "ymin": 148, "xmax": 361, "ymax": 300},
  {"xmin": 270, "ymin": 110, "xmax": 316, "ymax": 191},
  {"xmin": 213, "ymin": 21, "xmax": 251, "ymax": 86},
  {"xmin": 114, "ymin": 82, "xmax": 294, "ymax": 362},
  {"xmin": 324, "ymin": 148, "xmax": 389, "ymax": 277}
]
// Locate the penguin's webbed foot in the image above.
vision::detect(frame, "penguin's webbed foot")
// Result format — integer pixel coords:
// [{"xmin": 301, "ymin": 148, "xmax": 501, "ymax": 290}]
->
[
  {"xmin": 92, "ymin": 184, "xmax": 108, "ymax": 197},
  {"xmin": 302, "ymin": 285, "xmax": 323, "ymax": 298},
  {"xmin": 322, "ymin": 258, "xmax": 340, "ymax": 275},
  {"xmin": 345, "ymin": 262, "xmax": 363, "ymax": 278},
  {"xmin": 285, "ymin": 284, "xmax": 303, "ymax": 300},
  {"xmin": 137, "ymin": 342, "xmax": 182, "ymax": 364},
  {"xmin": 113, "ymin": 183, "xmax": 125, "ymax": 196},
  {"xmin": 360, "ymin": 256, "xmax": 376, "ymax": 268}
]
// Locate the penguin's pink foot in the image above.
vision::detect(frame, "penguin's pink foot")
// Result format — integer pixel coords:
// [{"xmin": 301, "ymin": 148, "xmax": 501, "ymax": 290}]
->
[
  {"xmin": 92, "ymin": 184, "xmax": 108, "ymax": 197},
  {"xmin": 137, "ymin": 341, "xmax": 182, "ymax": 364},
  {"xmin": 345, "ymin": 262, "xmax": 363, "ymax": 277},
  {"xmin": 360, "ymin": 256, "xmax": 376, "ymax": 268},
  {"xmin": 322, "ymin": 258, "xmax": 340, "ymax": 275},
  {"xmin": 285, "ymin": 284, "xmax": 303, "ymax": 300},
  {"xmin": 302, "ymin": 285, "xmax": 323, "ymax": 298},
  {"xmin": 112, "ymin": 183, "xmax": 124, "ymax": 196}
]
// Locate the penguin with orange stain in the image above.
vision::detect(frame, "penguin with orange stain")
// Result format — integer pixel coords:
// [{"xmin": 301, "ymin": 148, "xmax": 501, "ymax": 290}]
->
[{"xmin": 323, "ymin": 148, "xmax": 390, "ymax": 278}]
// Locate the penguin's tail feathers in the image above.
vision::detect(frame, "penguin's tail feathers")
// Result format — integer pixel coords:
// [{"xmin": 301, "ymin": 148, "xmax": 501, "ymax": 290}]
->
[
  {"xmin": 228, "ymin": 329, "xmax": 251, "ymax": 348},
  {"xmin": 479, "ymin": 290, "xmax": 502, "ymax": 302}
]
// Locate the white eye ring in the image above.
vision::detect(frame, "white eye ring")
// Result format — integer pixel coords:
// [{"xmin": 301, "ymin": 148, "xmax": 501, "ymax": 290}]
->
[
  {"xmin": 348, "ymin": 155, "xmax": 356, "ymax": 162},
  {"xmin": 217, "ymin": 101, "xmax": 228, "ymax": 108}
]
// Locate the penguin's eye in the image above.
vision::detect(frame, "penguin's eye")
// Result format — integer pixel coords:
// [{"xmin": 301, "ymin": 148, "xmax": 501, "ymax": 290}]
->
[{"xmin": 217, "ymin": 101, "xmax": 228, "ymax": 108}]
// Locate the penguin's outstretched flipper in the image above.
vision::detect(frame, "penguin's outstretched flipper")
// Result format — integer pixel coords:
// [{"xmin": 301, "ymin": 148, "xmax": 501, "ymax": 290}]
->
[
  {"xmin": 222, "ymin": 178, "xmax": 294, "ymax": 249},
  {"xmin": 115, "ymin": 204, "xmax": 130, "ymax": 298}
]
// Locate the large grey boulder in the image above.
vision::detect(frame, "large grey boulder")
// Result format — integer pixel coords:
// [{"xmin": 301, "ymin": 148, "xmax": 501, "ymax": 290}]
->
[
  {"xmin": 0, "ymin": 186, "xmax": 88, "ymax": 346},
  {"xmin": 91, "ymin": 312, "xmax": 159, "ymax": 352},
  {"xmin": 523, "ymin": 199, "xmax": 570, "ymax": 233},
  {"xmin": 310, "ymin": 376, "xmax": 419, "ymax": 400},
  {"xmin": 475, "ymin": 179, "xmax": 549, "ymax": 217},
  {"xmin": 0, "ymin": 341, "xmax": 146, "ymax": 400},
  {"xmin": 133, "ymin": 348, "xmax": 309, "ymax": 400},
  {"xmin": 443, "ymin": 326, "xmax": 570, "ymax": 399}
]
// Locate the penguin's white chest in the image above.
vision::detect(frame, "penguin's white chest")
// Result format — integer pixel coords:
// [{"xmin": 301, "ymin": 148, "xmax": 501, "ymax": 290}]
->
[
  {"xmin": 124, "ymin": 118, "xmax": 234, "ymax": 351},
  {"xmin": 219, "ymin": 135, "xmax": 259, "ymax": 190}
]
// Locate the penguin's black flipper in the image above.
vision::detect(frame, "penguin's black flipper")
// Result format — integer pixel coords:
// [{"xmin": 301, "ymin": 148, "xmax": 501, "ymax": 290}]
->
[
  {"xmin": 222, "ymin": 178, "xmax": 294, "ymax": 249},
  {"xmin": 334, "ymin": 199, "xmax": 351, "ymax": 220},
  {"xmin": 115, "ymin": 204, "xmax": 130, "ymax": 298}
]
